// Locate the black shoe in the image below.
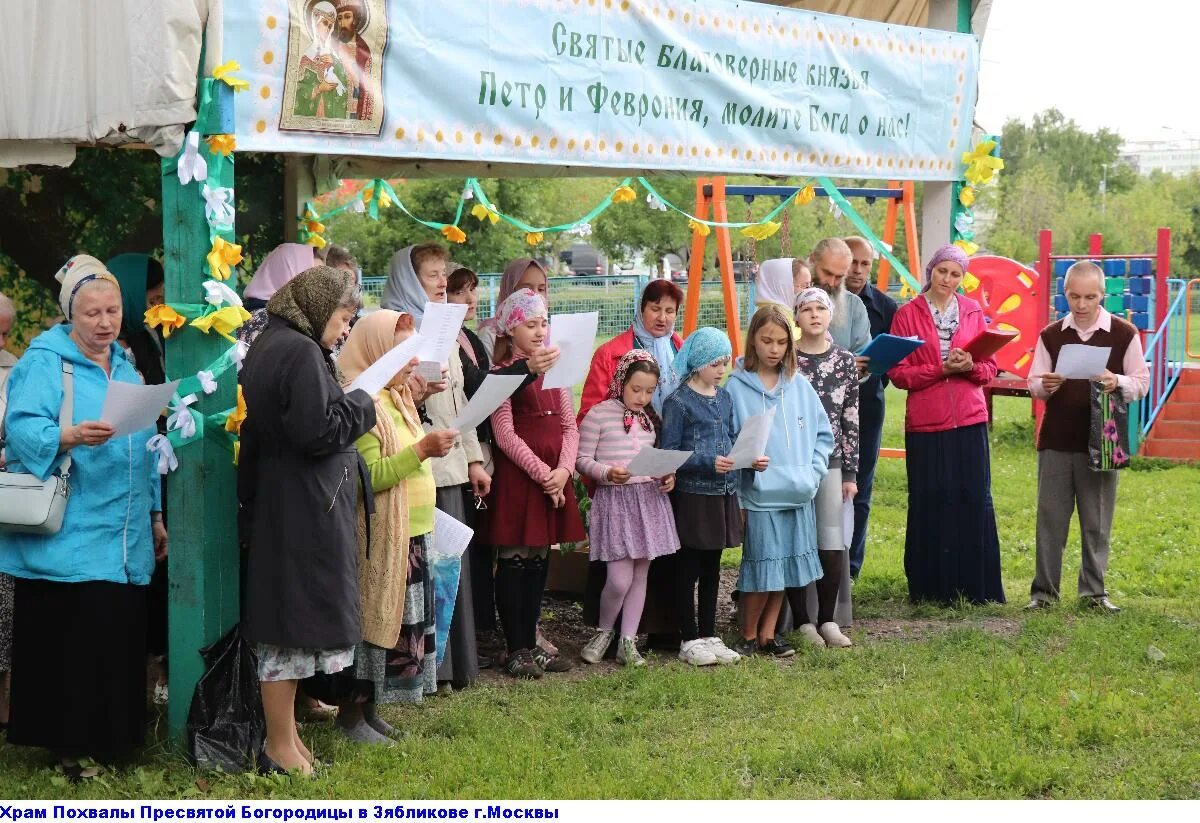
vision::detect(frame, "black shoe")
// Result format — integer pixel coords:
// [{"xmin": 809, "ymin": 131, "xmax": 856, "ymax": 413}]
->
[
  {"xmin": 503, "ymin": 649, "xmax": 543, "ymax": 679},
  {"xmin": 532, "ymin": 646, "xmax": 574, "ymax": 673},
  {"xmin": 731, "ymin": 637, "xmax": 758, "ymax": 658},
  {"xmin": 757, "ymin": 638, "xmax": 795, "ymax": 658},
  {"xmin": 256, "ymin": 751, "xmax": 289, "ymax": 775},
  {"xmin": 1083, "ymin": 595, "xmax": 1121, "ymax": 614}
]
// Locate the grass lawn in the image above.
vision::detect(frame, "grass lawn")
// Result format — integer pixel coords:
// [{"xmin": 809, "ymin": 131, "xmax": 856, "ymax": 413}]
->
[{"xmin": 2, "ymin": 391, "xmax": 1199, "ymax": 800}]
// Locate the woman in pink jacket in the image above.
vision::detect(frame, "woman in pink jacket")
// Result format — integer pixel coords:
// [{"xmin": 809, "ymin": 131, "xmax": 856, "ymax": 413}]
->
[{"xmin": 887, "ymin": 244, "xmax": 1004, "ymax": 605}]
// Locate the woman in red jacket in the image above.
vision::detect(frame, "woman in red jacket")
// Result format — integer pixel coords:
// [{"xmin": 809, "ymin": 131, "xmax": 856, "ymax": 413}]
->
[
  {"xmin": 887, "ymin": 245, "xmax": 1004, "ymax": 605},
  {"xmin": 580, "ymin": 279, "xmax": 685, "ymax": 422}
]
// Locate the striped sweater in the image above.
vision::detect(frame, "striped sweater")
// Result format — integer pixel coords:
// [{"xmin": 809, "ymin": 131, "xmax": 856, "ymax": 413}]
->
[{"xmin": 576, "ymin": 398, "xmax": 658, "ymax": 486}]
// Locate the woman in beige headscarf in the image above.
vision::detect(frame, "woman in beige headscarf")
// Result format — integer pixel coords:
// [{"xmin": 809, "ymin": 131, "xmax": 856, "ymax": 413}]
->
[{"xmin": 334, "ymin": 310, "xmax": 457, "ymax": 742}]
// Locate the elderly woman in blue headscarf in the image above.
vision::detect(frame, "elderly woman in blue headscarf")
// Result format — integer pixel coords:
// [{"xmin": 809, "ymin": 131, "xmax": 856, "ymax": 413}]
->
[{"xmin": 0, "ymin": 255, "xmax": 166, "ymax": 773}]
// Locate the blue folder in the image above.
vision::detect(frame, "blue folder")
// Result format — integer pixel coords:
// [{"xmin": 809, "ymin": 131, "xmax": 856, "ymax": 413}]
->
[{"xmin": 858, "ymin": 334, "xmax": 925, "ymax": 375}]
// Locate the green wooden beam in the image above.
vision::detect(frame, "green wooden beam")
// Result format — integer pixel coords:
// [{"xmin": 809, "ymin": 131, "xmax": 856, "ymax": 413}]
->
[{"xmin": 163, "ymin": 89, "xmax": 241, "ymax": 745}]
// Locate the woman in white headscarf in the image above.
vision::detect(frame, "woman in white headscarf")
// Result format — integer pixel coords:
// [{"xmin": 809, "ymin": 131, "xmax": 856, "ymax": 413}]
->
[{"xmin": 755, "ymin": 257, "xmax": 801, "ymax": 340}]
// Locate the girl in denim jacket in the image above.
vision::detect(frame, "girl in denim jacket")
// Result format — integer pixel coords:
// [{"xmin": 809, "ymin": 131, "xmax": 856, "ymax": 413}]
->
[{"xmin": 660, "ymin": 327, "xmax": 744, "ymax": 666}]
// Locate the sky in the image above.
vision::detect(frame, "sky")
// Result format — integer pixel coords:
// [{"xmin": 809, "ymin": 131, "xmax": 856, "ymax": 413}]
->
[{"xmin": 975, "ymin": 0, "xmax": 1198, "ymax": 143}]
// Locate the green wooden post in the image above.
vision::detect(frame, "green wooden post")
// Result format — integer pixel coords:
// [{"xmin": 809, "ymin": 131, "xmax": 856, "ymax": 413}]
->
[{"xmin": 162, "ymin": 85, "xmax": 241, "ymax": 744}]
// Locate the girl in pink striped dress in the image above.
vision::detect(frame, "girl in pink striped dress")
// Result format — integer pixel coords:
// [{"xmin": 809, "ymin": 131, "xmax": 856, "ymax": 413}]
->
[{"xmin": 576, "ymin": 350, "xmax": 680, "ymax": 667}]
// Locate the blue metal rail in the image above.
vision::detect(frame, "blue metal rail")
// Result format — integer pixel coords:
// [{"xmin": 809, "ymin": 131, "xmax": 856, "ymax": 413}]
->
[{"xmin": 1136, "ymin": 278, "xmax": 1189, "ymax": 443}]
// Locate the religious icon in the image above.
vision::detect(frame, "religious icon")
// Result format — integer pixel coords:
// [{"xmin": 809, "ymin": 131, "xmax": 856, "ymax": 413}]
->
[{"xmin": 279, "ymin": 0, "xmax": 387, "ymax": 136}]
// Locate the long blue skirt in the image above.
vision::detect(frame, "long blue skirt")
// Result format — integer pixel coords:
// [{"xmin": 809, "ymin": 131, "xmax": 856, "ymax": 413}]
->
[{"xmin": 904, "ymin": 423, "xmax": 1005, "ymax": 605}]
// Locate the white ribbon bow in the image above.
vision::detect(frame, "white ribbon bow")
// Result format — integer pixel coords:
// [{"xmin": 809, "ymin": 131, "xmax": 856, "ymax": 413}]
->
[
  {"xmin": 202, "ymin": 184, "xmax": 236, "ymax": 229},
  {"xmin": 348, "ymin": 198, "xmax": 366, "ymax": 214},
  {"xmin": 146, "ymin": 435, "xmax": 179, "ymax": 475},
  {"xmin": 197, "ymin": 370, "xmax": 218, "ymax": 395},
  {"xmin": 202, "ymin": 279, "xmax": 243, "ymax": 308},
  {"xmin": 646, "ymin": 193, "xmax": 667, "ymax": 212},
  {"xmin": 166, "ymin": 393, "xmax": 199, "ymax": 440},
  {"xmin": 231, "ymin": 339, "xmax": 250, "ymax": 372},
  {"xmin": 177, "ymin": 131, "xmax": 208, "ymax": 186}
]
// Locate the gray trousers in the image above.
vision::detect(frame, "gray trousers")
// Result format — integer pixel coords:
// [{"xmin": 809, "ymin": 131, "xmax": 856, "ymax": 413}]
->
[
  {"xmin": 1032, "ymin": 449, "xmax": 1118, "ymax": 601},
  {"xmin": 776, "ymin": 467, "xmax": 853, "ymax": 630}
]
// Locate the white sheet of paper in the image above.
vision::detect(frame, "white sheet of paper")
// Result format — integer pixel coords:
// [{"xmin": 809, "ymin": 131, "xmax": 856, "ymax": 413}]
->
[
  {"xmin": 100, "ymin": 379, "xmax": 181, "ymax": 438},
  {"xmin": 415, "ymin": 361, "xmax": 444, "ymax": 383},
  {"xmin": 345, "ymin": 333, "xmax": 425, "ymax": 397},
  {"xmin": 727, "ymin": 406, "xmax": 777, "ymax": 470},
  {"xmin": 432, "ymin": 507, "xmax": 474, "ymax": 558},
  {"xmin": 625, "ymin": 446, "xmax": 693, "ymax": 478},
  {"xmin": 416, "ymin": 301, "xmax": 469, "ymax": 365},
  {"xmin": 451, "ymin": 374, "xmax": 525, "ymax": 432},
  {"xmin": 542, "ymin": 311, "xmax": 599, "ymax": 390},
  {"xmin": 1055, "ymin": 344, "xmax": 1112, "ymax": 379}
]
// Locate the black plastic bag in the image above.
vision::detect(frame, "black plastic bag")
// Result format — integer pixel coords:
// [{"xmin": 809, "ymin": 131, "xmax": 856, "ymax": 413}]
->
[{"xmin": 186, "ymin": 624, "xmax": 265, "ymax": 772}]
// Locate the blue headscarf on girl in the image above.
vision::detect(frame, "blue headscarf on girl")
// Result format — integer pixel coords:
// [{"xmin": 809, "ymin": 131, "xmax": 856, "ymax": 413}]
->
[{"xmin": 671, "ymin": 326, "xmax": 733, "ymax": 387}]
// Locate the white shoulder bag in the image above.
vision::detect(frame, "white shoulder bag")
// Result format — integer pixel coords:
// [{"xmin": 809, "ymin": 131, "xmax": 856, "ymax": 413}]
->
[{"xmin": 0, "ymin": 361, "xmax": 75, "ymax": 534}]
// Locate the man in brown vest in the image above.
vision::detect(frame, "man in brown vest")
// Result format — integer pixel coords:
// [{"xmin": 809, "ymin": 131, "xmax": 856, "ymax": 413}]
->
[{"xmin": 1027, "ymin": 261, "xmax": 1149, "ymax": 612}]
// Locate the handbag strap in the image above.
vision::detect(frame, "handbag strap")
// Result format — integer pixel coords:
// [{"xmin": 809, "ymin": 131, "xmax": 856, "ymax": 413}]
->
[{"xmin": 0, "ymin": 360, "xmax": 74, "ymax": 478}]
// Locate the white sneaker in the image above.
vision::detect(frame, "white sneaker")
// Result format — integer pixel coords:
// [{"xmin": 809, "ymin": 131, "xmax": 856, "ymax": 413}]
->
[
  {"xmin": 703, "ymin": 637, "xmax": 742, "ymax": 664},
  {"xmin": 580, "ymin": 629, "xmax": 616, "ymax": 664},
  {"xmin": 615, "ymin": 636, "xmax": 645, "ymax": 668},
  {"xmin": 818, "ymin": 622, "xmax": 853, "ymax": 648},
  {"xmin": 678, "ymin": 638, "xmax": 719, "ymax": 666},
  {"xmin": 798, "ymin": 623, "xmax": 826, "ymax": 647}
]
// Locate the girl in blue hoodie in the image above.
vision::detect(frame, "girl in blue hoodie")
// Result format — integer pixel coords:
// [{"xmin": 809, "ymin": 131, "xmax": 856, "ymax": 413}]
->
[{"xmin": 726, "ymin": 305, "xmax": 834, "ymax": 658}]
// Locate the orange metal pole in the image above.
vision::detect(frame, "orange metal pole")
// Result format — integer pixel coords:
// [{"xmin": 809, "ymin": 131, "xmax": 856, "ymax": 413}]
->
[
  {"xmin": 710, "ymin": 177, "xmax": 742, "ymax": 357},
  {"xmin": 902, "ymin": 181, "xmax": 921, "ymax": 286},
  {"xmin": 876, "ymin": 180, "xmax": 901, "ymax": 290},
  {"xmin": 682, "ymin": 178, "xmax": 710, "ymax": 338}
]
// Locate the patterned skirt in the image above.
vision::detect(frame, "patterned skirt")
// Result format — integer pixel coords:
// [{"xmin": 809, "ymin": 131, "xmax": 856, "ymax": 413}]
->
[{"xmin": 588, "ymin": 482, "xmax": 680, "ymax": 562}]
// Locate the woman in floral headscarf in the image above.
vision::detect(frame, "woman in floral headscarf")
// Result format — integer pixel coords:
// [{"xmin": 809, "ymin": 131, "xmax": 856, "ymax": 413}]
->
[
  {"xmin": 575, "ymin": 350, "xmax": 679, "ymax": 668},
  {"xmin": 486, "ymin": 289, "xmax": 585, "ymax": 679}
]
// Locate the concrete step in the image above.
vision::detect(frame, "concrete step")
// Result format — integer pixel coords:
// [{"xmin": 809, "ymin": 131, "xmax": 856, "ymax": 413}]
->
[
  {"xmin": 1140, "ymin": 437, "xmax": 1200, "ymax": 461},
  {"xmin": 1152, "ymin": 420, "xmax": 1200, "ymax": 440},
  {"xmin": 1169, "ymin": 385, "xmax": 1200, "ymax": 404}
]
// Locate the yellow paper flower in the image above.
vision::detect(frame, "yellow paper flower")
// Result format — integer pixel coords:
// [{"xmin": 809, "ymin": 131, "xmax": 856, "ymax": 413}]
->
[
  {"xmin": 961, "ymin": 272, "xmax": 981, "ymax": 293},
  {"xmin": 795, "ymin": 184, "xmax": 816, "ymax": 206},
  {"xmin": 206, "ymin": 134, "xmax": 236, "ymax": 156},
  {"xmin": 525, "ymin": 231, "xmax": 544, "ymax": 246},
  {"xmin": 192, "ymin": 306, "xmax": 252, "ymax": 343},
  {"xmin": 440, "ymin": 225, "xmax": 467, "ymax": 244},
  {"xmin": 961, "ymin": 140, "xmax": 1005, "ymax": 186},
  {"xmin": 206, "ymin": 236, "xmax": 243, "ymax": 281},
  {"xmin": 304, "ymin": 233, "xmax": 327, "ymax": 250},
  {"xmin": 959, "ymin": 185, "xmax": 976, "ymax": 207},
  {"xmin": 471, "ymin": 203, "xmax": 500, "ymax": 225},
  {"xmin": 212, "ymin": 61, "xmax": 250, "ymax": 92},
  {"xmin": 740, "ymin": 221, "xmax": 781, "ymax": 241},
  {"xmin": 144, "ymin": 305, "xmax": 187, "ymax": 338},
  {"xmin": 225, "ymin": 385, "xmax": 247, "ymax": 435},
  {"xmin": 688, "ymin": 220, "xmax": 711, "ymax": 237},
  {"xmin": 612, "ymin": 185, "xmax": 637, "ymax": 204},
  {"xmin": 362, "ymin": 183, "xmax": 393, "ymax": 209},
  {"xmin": 954, "ymin": 238, "xmax": 979, "ymax": 256},
  {"xmin": 232, "ymin": 439, "xmax": 240, "ymax": 466}
]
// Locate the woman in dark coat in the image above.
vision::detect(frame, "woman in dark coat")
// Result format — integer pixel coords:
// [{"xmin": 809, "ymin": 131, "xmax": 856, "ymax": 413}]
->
[{"xmin": 238, "ymin": 266, "xmax": 377, "ymax": 775}]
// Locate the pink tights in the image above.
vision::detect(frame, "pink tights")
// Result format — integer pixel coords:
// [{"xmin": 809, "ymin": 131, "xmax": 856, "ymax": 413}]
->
[{"xmin": 598, "ymin": 558, "xmax": 651, "ymax": 637}]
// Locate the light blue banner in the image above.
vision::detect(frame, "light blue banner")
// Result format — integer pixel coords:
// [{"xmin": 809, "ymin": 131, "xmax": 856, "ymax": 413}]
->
[{"xmin": 226, "ymin": 0, "xmax": 979, "ymax": 181}]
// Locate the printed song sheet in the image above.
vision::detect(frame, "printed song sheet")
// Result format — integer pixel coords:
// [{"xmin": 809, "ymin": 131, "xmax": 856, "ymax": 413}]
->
[
  {"xmin": 345, "ymin": 333, "xmax": 425, "ymax": 396},
  {"xmin": 433, "ymin": 507, "xmax": 474, "ymax": 558},
  {"xmin": 625, "ymin": 446, "xmax": 693, "ymax": 478},
  {"xmin": 1054, "ymin": 344, "xmax": 1112, "ymax": 379},
  {"xmin": 542, "ymin": 312, "xmax": 599, "ymax": 390},
  {"xmin": 726, "ymin": 407, "xmax": 777, "ymax": 470},
  {"xmin": 100, "ymin": 380, "xmax": 181, "ymax": 438},
  {"xmin": 451, "ymin": 374, "xmax": 526, "ymax": 432}
]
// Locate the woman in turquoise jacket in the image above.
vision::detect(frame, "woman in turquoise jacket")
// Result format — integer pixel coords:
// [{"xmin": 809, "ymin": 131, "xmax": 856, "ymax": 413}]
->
[
  {"xmin": 726, "ymin": 305, "xmax": 834, "ymax": 658},
  {"xmin": 0, "ymin": 256, "xmax": 165, "ymax": 771}
]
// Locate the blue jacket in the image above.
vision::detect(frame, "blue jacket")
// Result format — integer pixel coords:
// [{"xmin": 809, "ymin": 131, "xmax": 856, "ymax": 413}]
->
[
  {"xmin": 0, "ymin": 325, "xmax": 161, "ymax": 585},
  {"xmin": 726, "ymin": 360, "xmax": 833, "ymax": 512},
  {"xmin": 660, "ymin": 384, "xmax": 739, "ymax": 496}
]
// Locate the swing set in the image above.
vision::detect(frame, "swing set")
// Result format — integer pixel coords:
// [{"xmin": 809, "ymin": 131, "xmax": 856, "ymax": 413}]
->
[{"xmin": 683, "ymin": 178, "xmax": 922, "ymax": 356}]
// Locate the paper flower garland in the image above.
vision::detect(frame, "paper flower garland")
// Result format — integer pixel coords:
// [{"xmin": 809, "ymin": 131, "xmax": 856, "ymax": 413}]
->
[
  {"xmin": 191, "ymin": 306, "xmax": 252, "ymax": 343},
  {"xmin": 206, "ymin": 237, "xmax": 243, "ymax": 281},
  {"xmin": 206, "ymin": 134, "xmax": 236, "ymax": 157},
  {"xmin": 145, "ymin": 305, "xmax": 187, "ymax": 338},
  {"xmin": 212, "ymin": 61, "xmax": 250, "ymax": 92},
  {"xmin": 225, "ymin": 386, "xmax": 247, "ymax": 435},
  {"xmin": 612, "ymin": 185, "xmax": 637, "ymax": 204},
  {"xmin": 441, "ymin": 225, "xmax": 467, "ymax": 244},
  {"xmin": 470, "ymin": 203, "xmax": 500, "ymax": 225}
]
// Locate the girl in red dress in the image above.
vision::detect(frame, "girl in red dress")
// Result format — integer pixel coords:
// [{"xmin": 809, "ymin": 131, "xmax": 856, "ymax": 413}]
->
[{"xmin": 488, "ymin": 289, "xmax": 585, "ymax": 678}]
